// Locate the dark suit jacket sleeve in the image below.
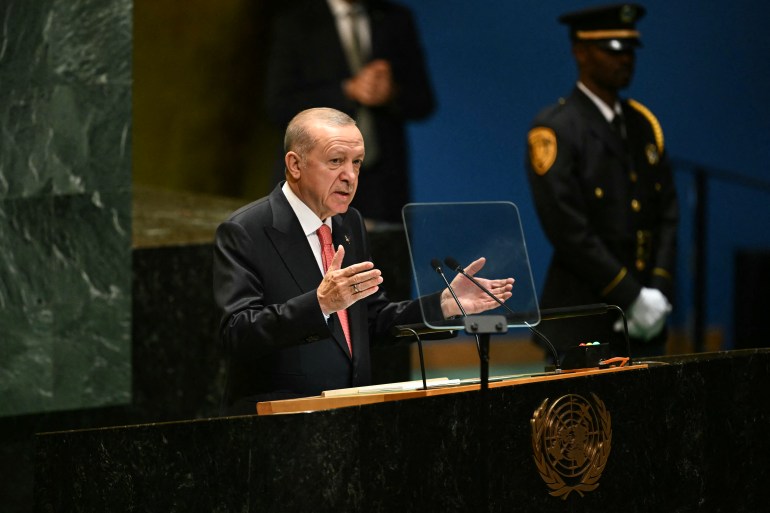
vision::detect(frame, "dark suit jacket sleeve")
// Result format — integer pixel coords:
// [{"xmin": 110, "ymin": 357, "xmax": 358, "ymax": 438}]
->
[{"xmin": 213, "ymin": 217, "xmax": 331, "ymax": 362}]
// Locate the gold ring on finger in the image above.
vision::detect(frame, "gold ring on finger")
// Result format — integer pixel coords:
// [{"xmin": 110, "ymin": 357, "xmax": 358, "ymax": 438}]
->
[{"xmin": 352, "ymin": 283, "xmax": 360, "ymax": 294}]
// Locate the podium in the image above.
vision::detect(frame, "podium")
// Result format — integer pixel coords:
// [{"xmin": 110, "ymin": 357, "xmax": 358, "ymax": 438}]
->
[{"xmin": 34, "ymin": 349, "xmax": 770, "ymax": 512}]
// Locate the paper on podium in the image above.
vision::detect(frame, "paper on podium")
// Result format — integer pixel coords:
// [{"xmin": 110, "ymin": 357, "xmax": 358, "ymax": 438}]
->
[{"xmin": 321, "ymin": 377, "xmax": 461, "ymax": 397}]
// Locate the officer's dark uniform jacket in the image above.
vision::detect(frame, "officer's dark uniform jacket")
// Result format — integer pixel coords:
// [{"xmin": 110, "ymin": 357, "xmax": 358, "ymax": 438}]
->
[{"xmin": 526, "ymin": 86, "xmax": 678, "ymax": 352}]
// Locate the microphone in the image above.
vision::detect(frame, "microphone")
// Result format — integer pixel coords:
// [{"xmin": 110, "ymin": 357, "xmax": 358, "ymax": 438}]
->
[
  {"xmin": 443, "ymin": 256, "xmax": 562, "ymax": 369},
  {"xmin": 431, "ymin": 259, "xmax": 468, "ymax": 317},
  {"xmin": 431, "ymin": 258, "xmax": 481, "ymax": 357}
]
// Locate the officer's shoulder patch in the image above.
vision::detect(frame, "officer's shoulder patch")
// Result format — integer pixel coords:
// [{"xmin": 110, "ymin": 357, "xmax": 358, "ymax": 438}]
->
[
  {"xmin": 628, "ymin": 99, "xmax": 664, "ymax": 154},
  {"xmin": 528, "ymin": 126, "xmax": 557, "ymax": 176}
]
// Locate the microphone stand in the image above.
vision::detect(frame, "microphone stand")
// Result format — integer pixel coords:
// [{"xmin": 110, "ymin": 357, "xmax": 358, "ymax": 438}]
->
[
  {"xmin": 396, "ymin": 326, "xmax": 427, "ymax": 391},
  {"xmin": 463, "ymin": 316, "xmax": 504, "ymax": 513},
  {"xmin": 392, "ymin": 322, "xmax": 458, "ymax": 391},
  {"xmin": 460, "ymin": 313, "xmax": 505, "ymax": 513},
  {"xmin": 463, "ymin": 315, "xmax": 508, "ymax": 392},
  {"xmin": 431, "ymin": 260, "xmax": 502, "ymax": 512}
]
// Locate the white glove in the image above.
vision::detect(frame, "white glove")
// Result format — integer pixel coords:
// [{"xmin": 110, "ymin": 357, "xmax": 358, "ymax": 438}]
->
[
  {"xmin": 614, "ymin": 288, "xmax": 672, "ymax": 341},
  {"xmin": 622, "ymin": 311, "xmax": 667, "ymax": 340},
  {"xmin": 616, "ymin": 315, "xmax": 646, "ymax": 339}
]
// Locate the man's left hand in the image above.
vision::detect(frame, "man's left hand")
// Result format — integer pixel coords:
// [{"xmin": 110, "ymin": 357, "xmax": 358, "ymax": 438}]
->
[{"xmin": 439, "ymin": 257, "xmax": 515, "ymax": 318}]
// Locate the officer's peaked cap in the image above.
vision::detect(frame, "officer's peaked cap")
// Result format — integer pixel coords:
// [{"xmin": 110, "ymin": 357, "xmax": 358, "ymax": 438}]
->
[{"xmin": 559, "ymin": 3, "xmax": 646, "ymax": 51}]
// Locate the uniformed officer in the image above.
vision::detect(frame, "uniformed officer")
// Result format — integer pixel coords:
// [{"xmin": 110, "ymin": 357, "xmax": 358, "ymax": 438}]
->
[{"xmin": 525, "ymin": 4, "xmax": 678, "ymax": 359}]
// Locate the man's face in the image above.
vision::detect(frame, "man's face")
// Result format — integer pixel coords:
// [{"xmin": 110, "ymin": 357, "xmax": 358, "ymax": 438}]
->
[
  {"xmin": 290, "ymin": 122, "xmax": 364, "ymax": 220},
  {"xmin": 578, "ymin": 42, "xmax": 636, "ymax": 92}
]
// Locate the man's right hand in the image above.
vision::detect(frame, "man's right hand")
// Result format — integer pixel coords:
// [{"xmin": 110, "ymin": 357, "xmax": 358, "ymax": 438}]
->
[{"xmin": 317, "ymin": 244, "xmax": 383, "ymax": 316}]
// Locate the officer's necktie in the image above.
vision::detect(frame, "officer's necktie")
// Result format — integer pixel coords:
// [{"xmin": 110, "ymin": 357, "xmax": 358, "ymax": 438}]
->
[
  {"xmin": 612, "ymin": 110, "xmax": 634, "ymax": 171},
  {"xmin": 317, "ymin": 224, "xmax": 352, "ymax": 355},
  {"xmin": 611, "ymin": 111, "xmax": 627, "ymax": 141}
]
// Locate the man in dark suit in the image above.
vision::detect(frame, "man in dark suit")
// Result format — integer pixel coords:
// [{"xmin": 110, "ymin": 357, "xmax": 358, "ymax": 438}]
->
[
  {"xmin": 214, "ymin": 107, "xmax": 513, "ymax": 415},
  {"xmin": 525, "ymin": 4, "xmax": 678, "ymax": 359},
  {"xmin": 264, "ymin": 0, "xmax": 435, "ymax": 227}
]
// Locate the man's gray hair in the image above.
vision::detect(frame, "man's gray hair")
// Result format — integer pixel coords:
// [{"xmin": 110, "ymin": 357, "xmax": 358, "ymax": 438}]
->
[{"xmin": 284, "ymin": 107, "xmax": 357, "ymax": 160}]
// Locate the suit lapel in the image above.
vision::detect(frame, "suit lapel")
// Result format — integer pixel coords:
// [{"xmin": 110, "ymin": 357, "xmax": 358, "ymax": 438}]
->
[{"xmin": 266, "ymin": 186, "xmax": 322, "ymax": 293}]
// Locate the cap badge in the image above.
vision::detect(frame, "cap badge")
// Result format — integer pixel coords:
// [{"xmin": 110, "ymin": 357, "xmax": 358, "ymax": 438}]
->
[{"xmin": 620, "ymin": 5, "xmax": 637, "ymax": 23}]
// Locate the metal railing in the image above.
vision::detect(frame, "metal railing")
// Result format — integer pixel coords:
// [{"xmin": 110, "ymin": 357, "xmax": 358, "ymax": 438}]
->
[{"xmin": 671, "ymin": 157, "xmax": 770, "ymax": 352}]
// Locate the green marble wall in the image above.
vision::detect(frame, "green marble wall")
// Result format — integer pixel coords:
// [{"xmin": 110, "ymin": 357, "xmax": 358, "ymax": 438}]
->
[{"xmin": 0, "ymin": 0, "xmax": 132, "ymax": 416}]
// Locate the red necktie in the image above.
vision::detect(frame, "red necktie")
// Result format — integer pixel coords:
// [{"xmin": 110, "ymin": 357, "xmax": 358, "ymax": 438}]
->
[{"xmin": 317, "ymin": 224, "xmax": 352, "ymax": 355}]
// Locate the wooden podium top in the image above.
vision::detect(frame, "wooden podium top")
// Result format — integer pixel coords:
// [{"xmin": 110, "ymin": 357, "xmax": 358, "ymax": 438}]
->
[{"xmin": 256, "ymin": 364, "xmax": 646, "ymax": 415}]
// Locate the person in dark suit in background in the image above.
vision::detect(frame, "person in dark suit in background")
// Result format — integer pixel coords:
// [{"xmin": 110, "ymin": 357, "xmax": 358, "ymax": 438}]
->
[
  {"xmin": 525, "ymin": 4, "xmax": 678, "ymax": 359},
  {"xmin": 264, "ymin": 0, "xmax": 435, "ymax": 228},
  {"xmin": 214, "ymin": 107, "xmax": 513, "ymax": 415}
]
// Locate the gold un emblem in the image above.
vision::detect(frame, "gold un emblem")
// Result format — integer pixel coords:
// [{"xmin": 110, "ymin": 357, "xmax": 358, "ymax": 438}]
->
[{"xmin": 531, "ymin": 393, "xmax": 612, "ymax": 499}]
